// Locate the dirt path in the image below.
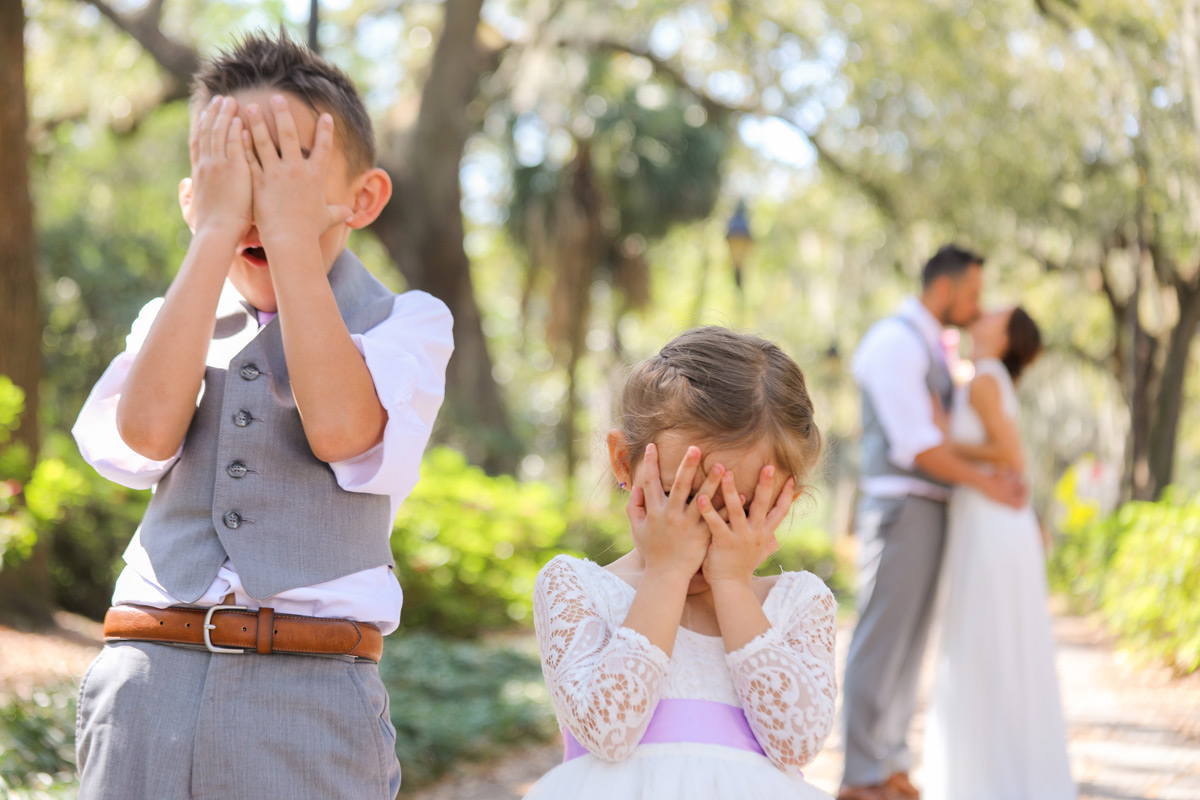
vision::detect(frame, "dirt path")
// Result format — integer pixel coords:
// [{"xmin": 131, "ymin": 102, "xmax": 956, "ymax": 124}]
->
[
  {"xmin": 0, "ymin": 612, "xmax": 103, "ymax": 701},
  {"xmin": 406, "ymin": 610, "xmax": 1200, "ymax": 800},
  {"xmin": 3, "ymin": 609, "xmax": 1197, "ymax": 799}
]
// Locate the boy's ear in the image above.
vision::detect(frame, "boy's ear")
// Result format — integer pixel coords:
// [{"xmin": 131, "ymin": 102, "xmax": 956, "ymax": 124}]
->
[
  {"xmin": 345, "ymin": 167, "xmax": 393, "ymax": 229},
  {"xmin": 178, "ymin": 178, "xmax": 196, "ymax": 232},
  {"xmin": 606, "ymin": 429, "xmax": 633, "ymax": 488}
]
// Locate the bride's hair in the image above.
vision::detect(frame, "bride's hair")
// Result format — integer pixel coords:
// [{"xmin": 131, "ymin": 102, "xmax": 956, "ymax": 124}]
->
[
  {"xmin": 616, "ymin": 326, "xmax": 822, "ymax": 481},
  {"xmin": 1003, "ymin": 307, "xmax": 1042, "ymax": 381}
]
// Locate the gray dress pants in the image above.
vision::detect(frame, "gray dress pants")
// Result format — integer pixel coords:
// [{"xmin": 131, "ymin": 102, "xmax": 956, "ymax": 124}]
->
[
  {"xmin": 76, "ymin": 641, "xmax": 402, "ymax": 800},
  {"xmin": 841, "ymin": 494, "xmax": 947, "ymax": 786}
]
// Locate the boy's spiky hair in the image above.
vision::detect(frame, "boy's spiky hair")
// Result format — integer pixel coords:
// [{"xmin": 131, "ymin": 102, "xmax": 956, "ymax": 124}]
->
[{"xmin": 191, "ymin": 30, "xmax": 375, "ymax": 173}]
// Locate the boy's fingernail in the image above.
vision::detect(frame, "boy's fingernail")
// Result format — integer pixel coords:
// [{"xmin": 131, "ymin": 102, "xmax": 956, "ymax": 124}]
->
[{"xmin": 271, "ymin": 94, "xmax": 286, "ymax": 107}]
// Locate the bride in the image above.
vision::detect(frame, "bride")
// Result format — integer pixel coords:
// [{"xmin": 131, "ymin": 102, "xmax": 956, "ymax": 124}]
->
[{"xmin": 923, "ymin": 306, "xmax": 1076, "ymax": 800}]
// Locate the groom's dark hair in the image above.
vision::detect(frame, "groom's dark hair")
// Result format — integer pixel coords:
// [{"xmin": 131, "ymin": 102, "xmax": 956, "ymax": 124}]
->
[{"xmin": 921, "ymin": 244, "xmax": 984, "ymax": 288}]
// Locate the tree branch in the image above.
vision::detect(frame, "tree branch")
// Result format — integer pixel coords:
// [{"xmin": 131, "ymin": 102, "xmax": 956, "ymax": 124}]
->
[
  {"xmin": 80, "ymin": 0, "xmax": 199, "ymax": 87},
  {"xmin": 560, "ymin": 34, "xmax": 904, "ymax": 221}
]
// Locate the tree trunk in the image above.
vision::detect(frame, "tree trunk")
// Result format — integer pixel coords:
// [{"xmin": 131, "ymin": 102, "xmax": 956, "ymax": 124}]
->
[
  {"xmin": 1145, "ymin": 282, "xmax": 1200, "ymax": 498},
  {"xmin": 371, "ymin": 0, "xmax": 518, "ymax": 473},
  {"xmin": 0, "ymin": 0, "xmax": 53, "ymax": 626}
]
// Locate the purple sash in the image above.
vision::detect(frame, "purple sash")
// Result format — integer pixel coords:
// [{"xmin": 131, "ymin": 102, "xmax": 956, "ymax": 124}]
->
[{"xmin": 562, "ymin": 698, "xmax": 767, "ymax": 762}]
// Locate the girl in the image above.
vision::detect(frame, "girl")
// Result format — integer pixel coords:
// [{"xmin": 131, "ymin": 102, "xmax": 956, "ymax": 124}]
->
[
  {"xmin": 924, "ymin": 307, "xmax": 1076, "ymax": 799},
  {"xmin": 525, "ymin": 327, "xmax": 836, "ymax": 800}
]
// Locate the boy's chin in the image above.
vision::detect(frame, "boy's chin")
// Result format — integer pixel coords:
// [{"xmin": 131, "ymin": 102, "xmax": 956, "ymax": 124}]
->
[{"xmin": 228, "ymin": 263, "xmax": 278, "ymax": 313}]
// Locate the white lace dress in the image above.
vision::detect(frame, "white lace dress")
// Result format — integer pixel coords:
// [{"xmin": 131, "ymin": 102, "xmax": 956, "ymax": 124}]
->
[
  {"xmin": 923, "ymin": 358, "xmax": 1076, "ymax": 800},
  {"xmin": 523, "ymin": 555, "xmax": 837, "ymax": 800}
]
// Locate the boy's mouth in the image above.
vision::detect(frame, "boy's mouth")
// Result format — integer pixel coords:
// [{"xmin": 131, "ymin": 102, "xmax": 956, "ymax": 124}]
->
[{"xmin": 240, "ymin": 245, "xmax": 269, "ymax": 268}]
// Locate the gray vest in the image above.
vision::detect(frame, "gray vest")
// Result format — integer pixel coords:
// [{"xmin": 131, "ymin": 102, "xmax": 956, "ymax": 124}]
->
[
  {"xmin": 859, "ymin": 315, "xmax": 953, "ymax": 490},
  {"xmin": 131, "ymin": 250, "xmax": 398, "ymax": 602}
]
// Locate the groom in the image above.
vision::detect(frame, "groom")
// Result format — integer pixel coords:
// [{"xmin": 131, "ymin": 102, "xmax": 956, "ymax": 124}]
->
[{"xmin": 838, "ymin": 245, "xmax": 1025, "ymax": 800}]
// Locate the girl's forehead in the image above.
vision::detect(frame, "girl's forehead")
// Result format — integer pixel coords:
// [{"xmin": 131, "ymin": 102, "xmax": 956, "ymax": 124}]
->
[{"xmin": 653, "ymin": 430, "xmax": 779, "ymax": 474}]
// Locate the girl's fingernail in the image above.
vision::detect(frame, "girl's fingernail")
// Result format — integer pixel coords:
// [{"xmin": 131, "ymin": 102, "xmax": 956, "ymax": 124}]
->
[
  {"xmin": 764, "ymin": 465, "xmax": 775, "ymax": 478},
  {"xmin": 712, "ymin": 463, "xmax": 724, "ymax": 476},
  {"xmin": 724, "ymin": 471, "xmax": 735, "ymax": 484}
]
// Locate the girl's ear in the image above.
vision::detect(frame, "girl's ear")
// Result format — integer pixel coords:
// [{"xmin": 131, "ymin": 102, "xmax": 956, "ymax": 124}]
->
[
  {"xmin": 178, "ymin": 178, "xmax": 196, "ymax": 232},
  {"xmin": 606, "ymin": 429, "xmax": 633, "ymax": 488}
]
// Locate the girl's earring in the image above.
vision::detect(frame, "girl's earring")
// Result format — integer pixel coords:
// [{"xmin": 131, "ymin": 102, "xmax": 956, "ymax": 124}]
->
[{"xmin": 619, "ymin": 481, "xmax": 627, "ymax": 490}]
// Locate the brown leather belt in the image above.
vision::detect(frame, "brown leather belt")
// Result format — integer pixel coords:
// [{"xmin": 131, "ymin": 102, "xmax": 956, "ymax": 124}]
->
[{"xmin": 103, "ymin": 604, "xmax": 383, "ymax": 662}]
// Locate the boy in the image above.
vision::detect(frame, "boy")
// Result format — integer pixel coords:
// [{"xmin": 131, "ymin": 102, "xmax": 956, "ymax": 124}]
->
[{"xmin": 71, "ymin": 31, "xmax": 452, "ymax": 799}]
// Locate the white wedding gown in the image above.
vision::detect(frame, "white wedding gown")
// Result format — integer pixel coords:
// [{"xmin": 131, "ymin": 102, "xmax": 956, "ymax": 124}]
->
[
  {"xmin": 923, "ymin": 359, "xmax": 1076, "ymax": 800},
  {"xmin": 523, "ymin": 555, "xmax": 837, "ymax": 799}
]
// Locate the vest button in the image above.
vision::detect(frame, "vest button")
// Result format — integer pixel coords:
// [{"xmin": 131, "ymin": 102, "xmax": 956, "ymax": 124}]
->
[
  {"xmin": 240, "ymin": 364, "xmax": 261, "ymax": 381},
  {"xmin": 227, "ymin": 461, "xmax": 248, "ymax": 478},
  {"xmin": 233, "ymin": 410, "xmax": 252, "ymax": 427},
  {"xmin": 223, "ymin": 510, "xmax": 242, "ymax": 529}
]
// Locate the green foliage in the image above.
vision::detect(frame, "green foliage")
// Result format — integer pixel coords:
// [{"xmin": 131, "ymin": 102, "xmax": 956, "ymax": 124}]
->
[
  {"xmin": 392, "ymin": 447, "xmax": 597, "ymax": 635},
  {"xmin": 761, "ymin": 517, "xmax": 854, "ymax": 603},
  {"xmin": 0, "ymin": 374, "xmax": 141, "ymax": 615},
  {"xmin": 0, "ymin": 687, "xmax": 78, "ymax": 798},
  {"xmin": 0, "ymin": 378, "xmax": 94, "ymax": 575},
  {"xmin": 380, "ymin": 632, "xmax": 556, "ymax": 790},
  {"xmin": 1050, "ymin": 472, "xmax": 1200, "ymax": 675}
]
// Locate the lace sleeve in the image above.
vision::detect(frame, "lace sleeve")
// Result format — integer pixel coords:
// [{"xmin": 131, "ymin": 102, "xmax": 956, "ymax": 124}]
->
[
  {"xmin": 726, "ymin": 574, "xmax": 838, "ymax": 772},
  {"xmin": 533, "ymin": 556, "xmax": 671, "ymax": 761}
]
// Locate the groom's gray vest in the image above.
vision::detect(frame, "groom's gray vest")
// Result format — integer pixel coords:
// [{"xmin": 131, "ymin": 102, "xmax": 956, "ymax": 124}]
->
[
  {"xmin": 130, "ymin": 250, "xmax": 397, "ymax": 602},
  {"xmin": 859, "ymin": 315, "xmax": 953, "ymax": 493}
]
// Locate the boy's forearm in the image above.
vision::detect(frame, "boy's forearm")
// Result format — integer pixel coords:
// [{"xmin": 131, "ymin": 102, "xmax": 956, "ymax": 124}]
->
[
  {"xmin": 117, "ymin": 228, "xmax": 237, "ymax": 460},
  {"xmin": 269, "ymin": 240, "xmax": 387, "ymax": 463}
]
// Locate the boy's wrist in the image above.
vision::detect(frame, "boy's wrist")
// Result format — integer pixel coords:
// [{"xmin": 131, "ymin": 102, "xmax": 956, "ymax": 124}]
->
[{"xmin": 188, "ymin": 225, "xmax": 242, "ymax": 265}]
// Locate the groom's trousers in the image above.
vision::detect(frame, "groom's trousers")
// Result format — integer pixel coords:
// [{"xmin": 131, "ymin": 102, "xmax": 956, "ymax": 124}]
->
[{"xmin": 841, "ymin": 494, "xmax": 947, "ymax": 786}]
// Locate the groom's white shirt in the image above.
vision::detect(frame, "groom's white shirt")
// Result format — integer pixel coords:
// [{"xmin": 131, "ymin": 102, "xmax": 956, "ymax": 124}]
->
[{"xmin": 852, "ymin": 296, "xmax": 952, "ymax": 502}]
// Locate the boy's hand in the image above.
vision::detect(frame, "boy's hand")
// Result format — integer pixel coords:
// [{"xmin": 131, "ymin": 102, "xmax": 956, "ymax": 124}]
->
[
  {"xmin": 698, "ymin": 466, "xmax": 795, "ymax": 587},
  {"xmin": 186, "ymin": 95, "xmax": 253, "ymax": 241},
  {"xmin": 628, "ymin": 444, "xmax": 724, "ymax": 583},
  {"xmin": 244, "ymin": 96, "xmax": 354, "ymax": 254}
]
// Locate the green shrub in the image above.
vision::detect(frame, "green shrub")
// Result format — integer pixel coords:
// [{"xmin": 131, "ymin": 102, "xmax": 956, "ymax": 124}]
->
[
  {"xmin": 1050, "ymin": 470, "xmax": 1200, "ymax": 674},
  {"xmin": 380, "ymin": 632, "xmax": 557, "ymax": 790},
  {"xmin": 761, "ymin": 517, "xmax": 854, "ymax": 602},
  {"xmin": 0, "ymin": 687, "xmax": 78, "ymax": 798},
  {"xmin": 392, "ymin": 447, "xmax": 607, "ymax": 636}
]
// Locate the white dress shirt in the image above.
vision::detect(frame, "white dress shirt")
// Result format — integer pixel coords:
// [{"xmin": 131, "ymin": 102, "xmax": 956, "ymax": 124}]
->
[
  {"xmin": 851, "ymin": 296, "xmax": 951, "ymax": 502},
  {"xmin": 72, "ymin": 280, "xmax": 454, "ymax": 635}
]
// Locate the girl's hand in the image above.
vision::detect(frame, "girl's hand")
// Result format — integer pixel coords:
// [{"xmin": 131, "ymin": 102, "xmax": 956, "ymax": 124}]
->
[
  {"xmin": 186, "ymin": 95, "xmax": 253, "ymax": 242},
  {"xmin": 628, "ymin": 443, "xmax": 725, "ymax": 582},
  {"xmin": 699, "ymin": 466, "xmax": 796, "ymax": 587}
]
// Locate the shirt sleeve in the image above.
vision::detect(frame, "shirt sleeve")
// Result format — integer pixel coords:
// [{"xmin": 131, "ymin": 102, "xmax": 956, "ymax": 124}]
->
[
  {"xmin": 852, "ymin": 320, "xmax": 944, "ymax": 469},
  {"xmin": 726, "ymin": 573, "xmax": 838, "ymax": 773},
  {"xmin": 71, "ymin": 297, "xmax": 183, "ymax": 490},
  {"xmin": 329, "ymin": 290, "xmax": 453, "ymax": 506},
  {"xmin": 533, "ymin": 556, "xmax": 671, "ymax": 762}
]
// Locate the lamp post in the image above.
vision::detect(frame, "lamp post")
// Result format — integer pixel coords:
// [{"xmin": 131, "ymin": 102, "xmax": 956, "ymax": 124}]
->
[{"xmin": 725, "ymin": 200, "xmax": 753, "ymax": 293}]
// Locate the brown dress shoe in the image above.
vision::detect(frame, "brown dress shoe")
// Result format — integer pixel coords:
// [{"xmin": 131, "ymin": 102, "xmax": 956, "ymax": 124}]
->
[
  {"xmin": 837, "ymin": 785, "xmax": 902, "ymax": 800},
  {"xmin": 885, "ymin": 772, "xmax": 920, "ymax": 799}
]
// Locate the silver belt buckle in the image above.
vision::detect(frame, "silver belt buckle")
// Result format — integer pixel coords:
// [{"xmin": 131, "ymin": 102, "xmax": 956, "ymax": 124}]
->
[{"xmin": 203, "ymin": 604, "xmax": 248, "ymax": 653}]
